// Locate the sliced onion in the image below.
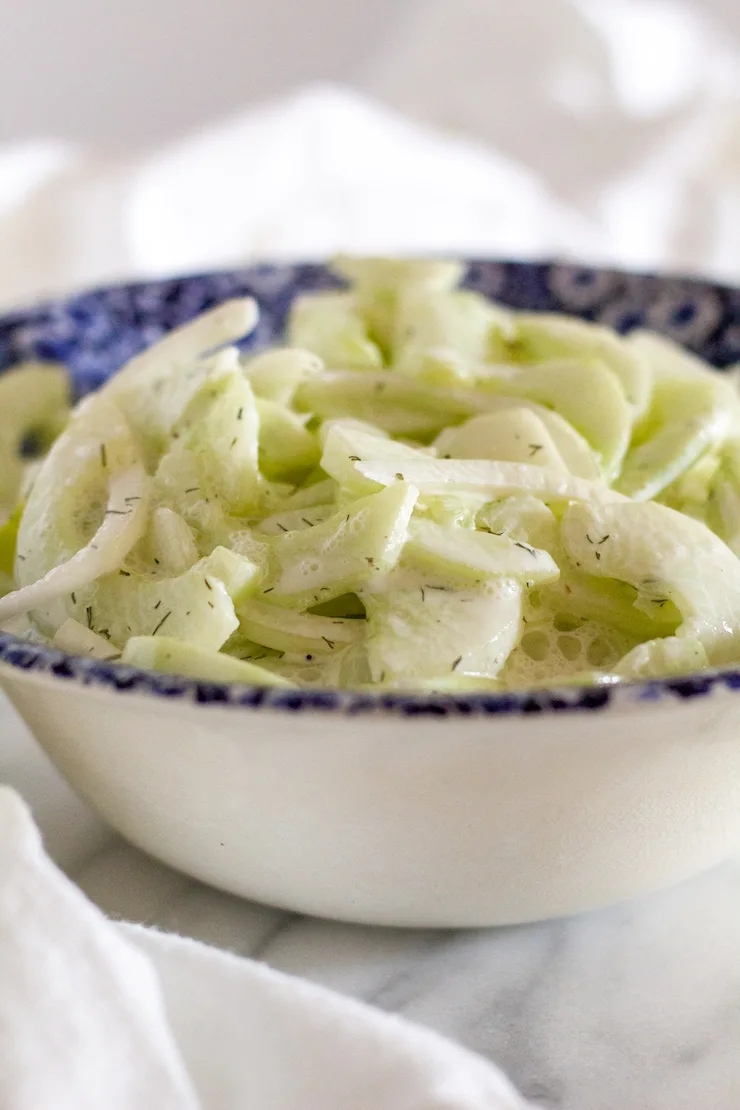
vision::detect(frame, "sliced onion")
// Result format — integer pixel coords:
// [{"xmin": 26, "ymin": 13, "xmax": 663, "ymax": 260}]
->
[
  {"xmin": 108, "ymin": 298, "xmax": 258, "ymax": 395},
  {"xmin": 0, "ymin": 466, "xmax": 150, "ymax": 624}
]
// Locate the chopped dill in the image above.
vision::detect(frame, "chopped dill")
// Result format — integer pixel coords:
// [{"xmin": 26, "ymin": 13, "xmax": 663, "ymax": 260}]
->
[{"xmin": 152, "ymin": 610, "xmax": 172, "ymax": 635}]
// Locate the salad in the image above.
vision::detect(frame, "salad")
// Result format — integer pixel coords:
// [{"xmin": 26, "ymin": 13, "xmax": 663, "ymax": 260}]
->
[{"xmin": 1, "ymin": 256, "xmax": 740, "ymax": 693}]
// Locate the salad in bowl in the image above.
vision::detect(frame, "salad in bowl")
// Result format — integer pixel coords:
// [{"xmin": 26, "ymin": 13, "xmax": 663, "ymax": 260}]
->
[{"xmin": 1, "ymin": 255, "xmax": 739, "ymax": 694}]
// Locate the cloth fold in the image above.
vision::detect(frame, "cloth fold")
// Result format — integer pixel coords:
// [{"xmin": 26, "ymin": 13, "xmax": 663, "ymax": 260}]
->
[{"xmin": 0, "ymin": 786, "xmax": 530, "ymax": 1109}]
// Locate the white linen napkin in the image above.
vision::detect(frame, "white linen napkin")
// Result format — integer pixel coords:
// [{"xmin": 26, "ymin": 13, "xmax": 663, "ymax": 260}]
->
[
  {"xmin": 0, "ymin": 84, "xmax": 592, "ymax": 311},
  {"xmin": 0, "ymin": 785, "xmax": 530, "ymax": 1109},
  {"xmin": 4, "ymin": 77, "xmax": 740, "ymax": 316}
]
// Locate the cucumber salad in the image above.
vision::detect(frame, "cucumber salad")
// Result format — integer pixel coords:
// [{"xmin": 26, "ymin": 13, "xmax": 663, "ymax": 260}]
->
[{"xmin": 2, "ymin": 256, "xmax": 740, "ymax": 692}]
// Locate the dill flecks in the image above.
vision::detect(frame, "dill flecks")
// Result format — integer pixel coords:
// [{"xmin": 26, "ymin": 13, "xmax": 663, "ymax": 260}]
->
[{"xmin": 152, "ymin": 610, "xmax": 172, "ymax": 636}]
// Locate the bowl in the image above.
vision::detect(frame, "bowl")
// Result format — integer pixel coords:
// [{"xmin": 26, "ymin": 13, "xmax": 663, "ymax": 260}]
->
[{"xmin": 2, "ymin": 259, "xmax": 740, "ymax": 929}]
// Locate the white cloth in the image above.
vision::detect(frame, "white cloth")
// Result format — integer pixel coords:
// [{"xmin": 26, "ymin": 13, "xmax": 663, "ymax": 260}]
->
[
  {"xmin": 3, "ymin": 9, "xmax": 740, "ymax": 313},
  {"xmin": 0, "ymin": 786, "xmax": 530, "ymax": 1110},
  {"xmin": 0, "ymin": 85, "xmax": 590, "ymax": 311}
]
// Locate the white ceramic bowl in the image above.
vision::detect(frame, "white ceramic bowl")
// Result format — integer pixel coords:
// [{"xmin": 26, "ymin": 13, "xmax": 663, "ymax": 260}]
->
[
  {"xmin": 4, "ymin": 660, "xmax": 740, "ymax": 926},
  {"xmin": 2, "ymin": 259, "xmax": 740, "ymax": 927}
]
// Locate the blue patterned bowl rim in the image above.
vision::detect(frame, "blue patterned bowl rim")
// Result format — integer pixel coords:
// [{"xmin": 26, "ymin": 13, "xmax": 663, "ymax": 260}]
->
[{"xmin": 2, "ymin": 257, "xmax": 740, "ymax": 718}]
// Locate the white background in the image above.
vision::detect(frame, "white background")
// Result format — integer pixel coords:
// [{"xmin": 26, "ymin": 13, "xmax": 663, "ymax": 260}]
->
[{"xmin": 1, "ymin": 0, "xmax": 739, "ymax": 155}]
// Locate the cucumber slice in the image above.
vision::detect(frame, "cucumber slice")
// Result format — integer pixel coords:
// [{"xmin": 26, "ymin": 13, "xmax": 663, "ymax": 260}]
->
[
  {"xmin": 476, "ymin": 496, "xmax": 559, "ymax": 550},
  {"xmin": 245, "ymin": 348, "xmax": 323, "ymax": 406},
  {"xmin": 331, "ymin": 255, "xmax": 467, "ymax": 355},
  {"xmin": 435, "ymin": 399, "xmax": 600, "ymax": 480},
  {"xmin": 238, "ymin": 598, "xmax": 363, "ymax": 655},
  {"xmin": 658, "ymin": 450, "xmax": 720, "ymax": 524},
  {"xmin": 183, "ymin": 370, "xmax": 261, "ymax": 515},
  {"xmin": 295, "ymin": 372, "xmax": 480, "ymax": 438},
  {"xmin": 273, "ymin": 478, "xmax": 337, "ymax": 512},
  {"xmin": 332, "ymin": 255, "xmax": 464, "ymax": 292},
  {"xmin": 514, "ymin": 313, "xmax": 652, "ymax": 415},
  {"xmin": 152, "ymin": 445, "xmax": 231, "ymax": 550},
  {"xmin": 616, "ymin": 375, "xmax": 733, "ymax": 501},
  {"xmin": 254, "ymin": 642, "xmax": 365, "ymax": 688},
  {"xmin": 445, "ymin": 401, "xmax": 603, "ymax": 483},
  {"xmin": 394, "ymin": 287, "xmax": 511, "ymax": 384},
  {"xmin": 256, "ymin": 399, "xmax": 320, "ymax": 481},
  {"xmin": 362, "ymin": 575, "xmax": 522, "ymax": 682},
  {"xmin": 0, "ymin": 502, "xmax": 24, "ymax": 578},
  {"xmin": 287, "ymin": 292, "xmax": 383, "ymax": 369},
  {"xmin": 255, "ymin": 506, "xmax": 335, "ymax": 537},
  {"xmin": 418, "ymin": 493, "xmax": 482, "ymax": 529},
  {"xmin": 263, "ymin": 482, "xmax": 418, "ymax": 609},
  {"xmin": 475, "ymin": 359, "xmax": 632, "ymax": 481},
  {"xmin": 406, "ymin": 517, "xmax": 559, "ymax": 585},
  {"xmin": 615, "ymin": 636, "xmax": 708, "ymax": 678},
  {"xmin": 434, "ymin": 409, "xmax": 568, "ymax": 473},
  {"xmin": 561, "ymin": 499, "xmax": 740, "ymax": 664},
  {"xmin": 52, "ymin": 618, "xmax": 121, "ymax": 660},
  {"xmin": 0, "ymin": 362, "xmax": 71, "ymax": 513},
  {"xmin": 110, "ymin": 347, "xmax": 240, "ymax": 466},
  {"xmin": 630, "ymin": 329, "xmax": 736, "ymax": 389},
  {"xmin": 320, "ymin": 421, "xmax": 429, "ymax": 496},
  {"xmin": 73, "ymin": 546, "xmax": 261, "ymax": 650},
  {"xmin": 122, "ymin": 635, "xmax": 292, "ymax": 685},
  {"xmin": 149, "ymin": 508, "xmax": 199, "ymax": 575},
  {"xmin": 709, "ymin": 439, "xmax": 740, "ymax": 553}
]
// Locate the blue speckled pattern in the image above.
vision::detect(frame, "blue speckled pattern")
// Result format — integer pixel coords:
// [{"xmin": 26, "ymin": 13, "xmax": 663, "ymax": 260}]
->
[{"xmin": 2, "ymin": 258, "xmax": 740, "ymax": 717}]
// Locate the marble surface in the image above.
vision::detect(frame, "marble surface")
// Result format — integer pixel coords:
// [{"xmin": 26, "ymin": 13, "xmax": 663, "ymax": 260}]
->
[{"xmin": 3, "ymin": 692, "xmax": 740, "ymax": 1110}]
